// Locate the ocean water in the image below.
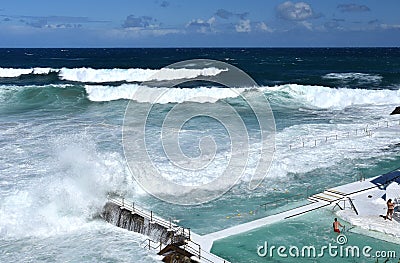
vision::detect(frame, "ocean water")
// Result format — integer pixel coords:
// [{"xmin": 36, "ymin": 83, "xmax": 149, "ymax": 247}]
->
[{"xmin": 1, "ymin": 48, "xmax": 400, "ymax": 262}]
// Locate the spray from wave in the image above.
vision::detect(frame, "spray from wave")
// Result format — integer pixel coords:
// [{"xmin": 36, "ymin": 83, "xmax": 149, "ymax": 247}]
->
[{"xmin": 0, "ymin": 133, "xmax": 143, "ymax": 238}]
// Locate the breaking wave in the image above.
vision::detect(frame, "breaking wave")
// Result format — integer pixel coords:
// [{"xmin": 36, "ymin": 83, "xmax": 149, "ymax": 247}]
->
[
  {"xmin": 85, "ymin": 83, "xmax": 400, "ymax": 109},
  {"xmin": 85, "ymin": 84, "xmax": 247, "ymax": 103},
  {"xmin": 263, "ymin": 84, "xmax": 400, "ymax": 109},
  {"xmin": 1, "ymin": 82, "xmax": 399, "ymax": 109},
  {"xmin": 0, "ymin": 67, "xmax": 57, "ymax": 77},
  {"xmin": 0, "ymin": 67, "xmax": 228, "ymax": 83}
]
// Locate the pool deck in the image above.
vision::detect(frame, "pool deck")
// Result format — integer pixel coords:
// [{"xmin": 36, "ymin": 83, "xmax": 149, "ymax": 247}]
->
[
  {"xmin": 198, "ymin": 200, "xmax": 330, "ymax": 251},
  {"xmin": 108, "ymin": 169, "xmax": 400, "ymax": 262},
  {"xmin": 200, "ymin": 170, "xmax": 400, "ymax": 251}
]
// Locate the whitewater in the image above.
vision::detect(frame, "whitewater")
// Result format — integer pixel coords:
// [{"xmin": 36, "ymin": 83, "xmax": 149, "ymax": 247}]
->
[
  {"xmin": 0, "ymin": 67, "xmax": 228, "ymax": 83},
  {"xmin": 1, "ymin": 48, "xmax": 399, "ymax": 263}
]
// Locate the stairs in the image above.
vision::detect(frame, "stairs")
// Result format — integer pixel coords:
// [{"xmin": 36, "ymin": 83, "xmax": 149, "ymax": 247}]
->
[{"xmin": 308, "ymin": 189, "xmax": 346, "ymax": 203}]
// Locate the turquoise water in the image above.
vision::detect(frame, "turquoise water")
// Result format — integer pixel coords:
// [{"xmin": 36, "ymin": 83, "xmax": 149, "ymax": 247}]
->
[
  {"xmin": 212, "ymin": 208, "xmax": 400, "ymax": 263},
  {"xmin": 1, "ymin": 48, "xmax": 400, "ymax": 262}
]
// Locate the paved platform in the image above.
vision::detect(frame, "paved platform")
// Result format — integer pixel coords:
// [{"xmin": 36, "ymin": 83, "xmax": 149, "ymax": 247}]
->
[
  {"xmin": 193, "ymin": 168, "xmax": 400, "ymax": 253},
  {"xmin": 200, "ymin": 200, "xmax": 329, "ymax": 252},
  {"xmin": 329, "ymin": 170, "xmax": 400, "ymax": 196},
  {"xmin": 107, "ymin": 168, "xmax": 400, "ymax": 262}
]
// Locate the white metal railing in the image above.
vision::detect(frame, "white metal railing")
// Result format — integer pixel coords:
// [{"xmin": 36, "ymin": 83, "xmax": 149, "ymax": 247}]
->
[
  {"xmin": 108, "ymin": 196, "xmax": 229, "ymax": 263},
  {"xmin": 142, "ymin": 238, "xmax": 163, "ymax": 251},
  {"xmin": 286, "ymin": 119, "xmax": 400, "ymax": 151},
  {"xmin": 141, "ymin": 237, "xmax": 229, "ymax": 263},
  {"xmin": 107, "ymin": 195, "xmax": 190, "ymax": 239}
]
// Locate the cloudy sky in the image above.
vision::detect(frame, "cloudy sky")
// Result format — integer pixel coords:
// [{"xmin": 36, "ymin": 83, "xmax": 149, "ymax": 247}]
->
[{"xmin": 0, "ymin": 0, "xmax": 399, "ymax": 47}]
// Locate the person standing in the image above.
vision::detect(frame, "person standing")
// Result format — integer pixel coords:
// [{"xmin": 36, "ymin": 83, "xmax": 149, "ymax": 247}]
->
[{"xmin": 386, "ymin": 199, "xmax": 395, "ymax": 221}]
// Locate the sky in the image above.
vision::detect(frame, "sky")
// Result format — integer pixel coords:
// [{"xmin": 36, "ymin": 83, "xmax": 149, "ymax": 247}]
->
[{"xmin": 0, "ymin": 0, "xmax": 399, "ymax": 47}]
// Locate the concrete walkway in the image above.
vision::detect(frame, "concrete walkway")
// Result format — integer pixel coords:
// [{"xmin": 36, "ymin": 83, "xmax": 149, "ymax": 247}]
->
[
  {"xmin": 199, "ymin": 200, "xmax": 329, "ymax": 252},
  {"xmin": 108, "ymin": 168, "xmax": 400, "ymax": 262}
]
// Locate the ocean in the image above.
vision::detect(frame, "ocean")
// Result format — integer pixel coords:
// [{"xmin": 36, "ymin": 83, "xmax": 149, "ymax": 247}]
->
[{"xmin": 0, "ymin": 48, "xmax": 400, "ymax": 262}]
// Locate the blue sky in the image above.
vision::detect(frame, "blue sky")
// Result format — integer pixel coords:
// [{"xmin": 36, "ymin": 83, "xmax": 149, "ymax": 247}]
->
[{"xmin": 0, "ymin": 0, "xmax": 399, "ymax": 47}]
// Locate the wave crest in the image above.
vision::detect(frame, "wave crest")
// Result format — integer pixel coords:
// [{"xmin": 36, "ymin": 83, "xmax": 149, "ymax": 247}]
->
[
  {"xmin": 0, "ymin": 67, "xmax": 228, "ymax": 83},
  {"xmin": 263, "ymin": 84, "xmax": 400, "ymax": 109},
  {"xmin": 0, "ymin": 67, "xmax": 56, "ymax": 77},
  {"xmin": 60, "ymin": 67, "xmax": 227, "ymax": 83},
  {"xmin": 2, "ymin": 82, "xmax": 399, "ymax": 109},
  {"xmin": 85, "ymin": 84, "xmax": 246, "ymax": 103},
  {"xmin": 85, "ymin": 83, "xmax": 400, "ymax": 108}
]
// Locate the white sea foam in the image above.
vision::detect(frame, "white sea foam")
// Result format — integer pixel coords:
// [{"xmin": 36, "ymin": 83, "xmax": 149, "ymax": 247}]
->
[
  {"xmin": 85, "ymin": 83, "xmax": 400, "ymax": 109},
  {"xmin": 322, "ymin": 72, "xmax": 383, "ymax": 83},
  {"xmin": 0, "ymin": 90, "xmax": 399, "ymax": 239},
  {"xmin": 0, "ymin": 68, "xmax": 32, "ymax": 77},
  {"xmin": 85, "ymin": 84, "xmax": 247, "ymax": 103},
  {"xmin": 0, "ymin": 67, "xmax": 56, "ymax": 77},
  {"xmin": 60, "ymin": 67, "xmax": 227, "ymax": 83},
  {"xmin": 263, "ymin": 84, "xmax": 400, "ymax": 109},
  {"xmin": 0, "ymin": 133, "xmax": 143, "ymax": 238},
  {"xmin": 2, "ymin": 81, "xmax": 399, "ymax": 110},
  {"xmin": 270, "ymin": 122, "xmax": 400, "ymax": 180},
  {"xmin": 0, "ymin": 67, "xmax": 228, "ymax": 83}
]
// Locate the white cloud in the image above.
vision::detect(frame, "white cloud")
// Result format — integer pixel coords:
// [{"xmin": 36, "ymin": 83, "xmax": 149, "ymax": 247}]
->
[
  {"xmin": 207, "ymin": 17, "xmax": 216, "ymax": 25},
  {"xmin": 380, "ymin": 24, "xmax": 400, "ymax": 30},
  {"xmin": 257, "ymin": 22, "xmax": 273, "ymax": 32},
  {"xmin": 235, "ymin": 19, "xmax": 251, "ymax": 33},
  {"xmin": 300, "ymin": 21, "xmax": 313, "ymax": 30},
  {"xmin": 277, "ymin": 1, "xmax": 314, "ymax": 21},
  {"xmin": 186, "ymin": 17, "xmax": 216, "ymax": 33}
]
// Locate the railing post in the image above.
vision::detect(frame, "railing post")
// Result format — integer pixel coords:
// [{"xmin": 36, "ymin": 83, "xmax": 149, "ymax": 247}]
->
[
  {"xmin": 188, "ymin": 228, "xmax": 191, "ymax": 240},
  {"xmin": 148, "ymin": 239, "xmax": 151, "ymax": 250},
  {"xmin": 132, "ymin": 202, "xmax": 135, "ymax": 213},
  {"xmin": 122, "ymin": 198, "xmax": 124, "ymax": 207},
  {"xmin": 198, "ymin": 245, "xmax": 201, "ymax": 259},
  {"xmin": 151, "ymin": 211, "xmax": 153, "ymax": 222}
]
